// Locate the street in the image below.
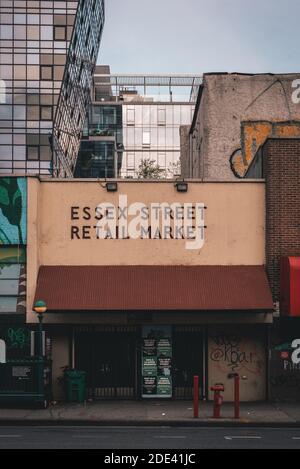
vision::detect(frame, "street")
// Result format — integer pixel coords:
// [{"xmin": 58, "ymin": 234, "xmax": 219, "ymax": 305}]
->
[{"xmin": 0, "ymin": 426, "xmax": 300, "ymax": 449}]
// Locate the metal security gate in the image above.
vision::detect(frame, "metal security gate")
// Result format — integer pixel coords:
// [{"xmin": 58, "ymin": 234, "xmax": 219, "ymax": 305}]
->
[
  {"xmin": 173, "ymin": 326, "xmax": 204, "ymax": 399},
  {"xmin": 75, "ymin": 326, "xmax": 137, "ymax": 399}
]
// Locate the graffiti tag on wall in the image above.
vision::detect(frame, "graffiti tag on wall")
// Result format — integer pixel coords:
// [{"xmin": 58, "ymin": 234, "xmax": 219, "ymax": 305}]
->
[{"xmin": 209, "ymin": 334, "xmax": 263, "ymax": 375}]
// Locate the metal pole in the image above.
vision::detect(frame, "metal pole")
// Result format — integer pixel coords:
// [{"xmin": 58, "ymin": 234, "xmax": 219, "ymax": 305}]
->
[
  {"xmin": 234, "ymin": 374, "xmax": 240, "ymax": 419},
  {"xmin": 193, "ymin": 375, "xmax": 199, "ymax": 418},
  {"xmin": 37, "ymin": 314, "xmax": 44, "ymax": 398}
]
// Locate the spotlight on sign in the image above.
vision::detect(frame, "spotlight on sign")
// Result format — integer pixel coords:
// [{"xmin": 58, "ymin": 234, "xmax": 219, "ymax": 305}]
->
[
  {"xmin": 175, "ymin": 181, "xmax": 188, "ymax": 193},
  {"xmin": 106, "ymin": 182, "xmax": 118, "ymax": 192}
]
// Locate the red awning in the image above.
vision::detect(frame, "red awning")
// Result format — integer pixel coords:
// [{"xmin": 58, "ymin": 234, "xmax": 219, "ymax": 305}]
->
[
  {"xmin": 281, "ymin": 257, "xmax": 300, "ymax": 316},
  {"xmin": 33, "ymin": 265, "xmax": 274, "ymax": 312}
]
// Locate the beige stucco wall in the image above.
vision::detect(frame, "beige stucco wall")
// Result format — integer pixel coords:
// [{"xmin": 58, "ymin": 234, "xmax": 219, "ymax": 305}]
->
[
  {"xmin": 27, "ymin": 178, "xmax": 265, "ymax": 322},
  {"xmin": 208, "ymin": 325, "xmax": 266, "ymax": 402}
]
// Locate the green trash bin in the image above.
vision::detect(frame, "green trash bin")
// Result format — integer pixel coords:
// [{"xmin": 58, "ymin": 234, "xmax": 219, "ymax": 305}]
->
[{"xmin": 64, "ymin": 370, "xmax": 86, "ymax": 403}]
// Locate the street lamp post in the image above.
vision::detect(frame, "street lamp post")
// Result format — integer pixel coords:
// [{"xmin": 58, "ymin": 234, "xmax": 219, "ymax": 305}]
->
[{"xmin": 33, "ymin": 300, "xmax": 47, "ymax": 400}]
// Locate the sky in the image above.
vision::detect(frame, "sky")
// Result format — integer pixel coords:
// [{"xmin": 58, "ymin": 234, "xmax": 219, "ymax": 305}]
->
[{"xmin": 98, "ymin": 0, "xmax": 300, "ymax": 75}]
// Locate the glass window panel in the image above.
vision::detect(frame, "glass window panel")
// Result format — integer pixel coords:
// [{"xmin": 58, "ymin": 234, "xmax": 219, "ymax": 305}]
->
[
  {"xmin": 180, "ymin": 106, "xmax": 190, "ymax": 125},
  {"xmin": 0, "ymin": 54, "xmax": 12, "ymax": 64},
  {"xmin": 54, "ymin": 54, "xmax": 66, "ymax": 65},
  {"xmin": 27, "ymin": 106, "xmax": 39, "ymax": 120},
  {"xmin": 166, "ymin": 106, "xmax": 173, "ymax": 125},
  {"xmin": 41, "ymin": 26, "xmax": 53, "ymax": 40},
  {"xmin": 27, "ymin": 26, "xmax": 39, "ymax": 40},
  {"xmin": 40, "ymin": 145, "xmax": 51, "ymax": 161},
  {"xmin": 0, "ymin": 296, "xmax": 18, "ymax": 313},
  {"xmin": 14, "ymin": 25, "xmax": 26, "ymax": 40},
  {"xmin": 142, "ymin": 131, "xmax": 150, "ymax": 147},
  {"xmin": 54, "ymin": 65, "xmax": 64, "ymax": 80},
  {"xmin": 142, "ymin": 106, "xmax": 150, "ymax": 125},
  {"xmin": 40, "ymin": 106, "xmax": 52, "ymax": 120},
  {"xmin": 158, "ymin": 152, "xmax": 166, "ymax": 167},
  {"xmin": 14, "ymin": 54, "xmax": 26, "ymax": 65},
  {"xmin": 41, "ymin": 94, "xmax": 52, "ymax": 105},
  {"xmin": 27, "ymin": 66, "xmax": 39, "ymax": 80},
  {"xmin": 158, "ymin": 127, "xmax": 166, "ymax": 146},
  {"xmin": 14, "ymin": 105, "xmax": 26, "ymax": 120},
  {"xmin": 54, "ymin": 15, "xmax": 67, "ymax": 26},
  {"xmin": 0, "ymin": 134, "xmax": 12, "ymax": 144},
  {"xmin": 40, "ymin": 65, "xmax": 53, "ymax": 80},
  {"xmin": 27, "ymin": 94, "xmax": 39, "ymax": 105},
  {"xmin": 126, "ymin": 108, "xmax": 135, "ymax": 126},
  {"xmin": 54, "ymin": 26, "xmax": 66, "ymax": 41},
  {"xmin": 13, "ymin": 134, "xmax": 26, "ymax": 144},
  {"xmin": 158, "ymin": 107, "xmax": 166, "ymax": 125},
  {"xmin": 0, "ymin": 65, "xmax": 12, "ymax": 79},
  {"xmin": 27, "ymin": 14, "xmax": 40, "ymax": 24},
  {"xmin": 127, "ymin": 153, "xmax": 135, "ymax": 169},
  {"xmin": 0, "ymin": 26, "xmax": 12, "ymax": 40},
  {"xmin": 14, "ymin": 65, "xmax": 26, "ymax": 79},
  {"xmin": 27, "ymin": 145, "xmax": 39, "ymax": 160},
  {"xmin": 0, "ymin": 145, "xmax": 12, "ymax": 157},
  {"xmin": 41, "ymin": 15, "xmax": 53, "ymax": 25},
  {"xmin": 1, "ymin": 14, "xmax": 13, "ymax": 24},
  {"xmin": 166, "ymin": 128, "xmax": 173, "ymax": 147},
  {"xmin": 13, "ymin": 145, "xmax": 26, "ymax": 160},
  {"xmin": 14, "ymin": 14, "xmax": 26, "ymax": 24},
  {"xmin": 173, "ymin": 107, "xmax": 181, "ymax": 126},
  {"xmin": 27, "ymin": 134, "xmax": 39, "ymax": 145},
  {"xmin": 41, "ymin": 54, "xmax": 53, "ymax": 65},
  {"xmin": 0, "ymin": 279, "xmax": 19, "ymax": 295},
  {"xmin": 0, "ymin": 265, "xmax": 21, "ymax": 280},
  {"xmin": 27, "ymin": 54, "xmax": 39, "ymax": 65},
  {"xmin": 0, "ymin": 105, "xmax": 12, "ymax": 119}
]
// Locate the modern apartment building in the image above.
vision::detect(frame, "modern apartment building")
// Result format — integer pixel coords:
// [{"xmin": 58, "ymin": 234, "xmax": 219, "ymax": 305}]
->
[
  {"xmin": 0, "ymin": 0, "xmax": 105, "ymax": 177},
  {"xmin": 75, "ymin": 67, "xmax": 201, "ymax": 178}
]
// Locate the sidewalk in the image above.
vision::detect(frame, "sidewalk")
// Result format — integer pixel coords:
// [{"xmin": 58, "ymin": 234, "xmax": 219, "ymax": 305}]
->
[{"xmin": 1, "ymin": 400, "xmax": 300, "ymax": 426}]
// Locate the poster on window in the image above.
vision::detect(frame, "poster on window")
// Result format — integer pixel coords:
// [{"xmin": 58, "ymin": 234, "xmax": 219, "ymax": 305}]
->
[{"xmin": 142, "ymin": 326, "xmax": 172, "ymax": 398}]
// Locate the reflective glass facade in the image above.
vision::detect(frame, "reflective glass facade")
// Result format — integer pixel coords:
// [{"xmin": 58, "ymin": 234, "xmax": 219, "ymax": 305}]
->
[
  {"xmin": 75, "ymin": 103, "xmax": 123, "ymax": 178},
  {"xmin": 0, "ymin": 0, "xmax": 105, "ymax": 177},
  {"xmin": 77, "ymin": 71, "xmax": 200, "ymax": 179}
]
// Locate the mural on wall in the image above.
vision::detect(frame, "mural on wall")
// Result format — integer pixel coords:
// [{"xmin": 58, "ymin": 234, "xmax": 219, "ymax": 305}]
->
[
  {"xmin": 0, "ymin": 178, "xmax": 27, "ymax": 245},
  {"xmin": 0, "ymin": 178, "xmax": 27, "ymax": 316},
  {"xmin": 230, "ymin": 121, "xmax": 300, "ymax": 178},
  {"xmin": 208, "ymin": 327, "xmax": 266, "ymax": 402},
  {"xmin": 0, "ymin": 327, "xmax": 31, "ymax": 360}
]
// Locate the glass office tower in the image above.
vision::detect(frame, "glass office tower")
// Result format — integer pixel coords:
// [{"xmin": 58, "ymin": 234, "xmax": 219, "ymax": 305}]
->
[
  {"xmin": 76, "ymin": 69, "xmax": 201, "ymax": 179},
  {"xmin": 0, "ymin": 0, "xmax": 105, "ymax": 177}
]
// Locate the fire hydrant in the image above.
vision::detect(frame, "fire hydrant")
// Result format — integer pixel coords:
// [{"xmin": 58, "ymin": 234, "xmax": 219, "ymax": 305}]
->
[{"xmin": 210, "ymin": 383, "xmax": 224, "ymax": 418}]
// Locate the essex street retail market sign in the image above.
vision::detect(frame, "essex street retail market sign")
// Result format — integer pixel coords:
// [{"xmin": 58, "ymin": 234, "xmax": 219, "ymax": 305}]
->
[{"xmin": 70, "ymin": 195, "xmax": 206, "ymax": 251}]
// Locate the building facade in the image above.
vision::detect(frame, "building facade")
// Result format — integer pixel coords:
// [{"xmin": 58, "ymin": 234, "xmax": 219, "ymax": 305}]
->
[
  {"xmin": 25, "ymin": 178, "xmax": 273, "ymax": 402},
  {"xmin": 0, "ymin": 0, "xmax": 105, "ymax": 177},
  {"xmin": 75, "ymin": 69, "xmax": 201, "ymax": 178},
  {"xmin": 181, "ymin": 73, "xmax": 300, "ymax": 180}
]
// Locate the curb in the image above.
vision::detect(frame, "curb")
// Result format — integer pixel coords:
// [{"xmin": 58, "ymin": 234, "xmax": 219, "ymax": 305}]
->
[{"xmin": 0, "ymin": 419, "xmax": 299, "ymax": 427}]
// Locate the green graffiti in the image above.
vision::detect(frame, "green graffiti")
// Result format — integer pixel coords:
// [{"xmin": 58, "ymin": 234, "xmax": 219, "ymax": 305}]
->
[
  {"xmin": 6, "ymin": 328, "xmax": 30, "ymax": 350},
  {"xmin": 0, "ymin": 178, "xmax": 24, "ymax": 245}
]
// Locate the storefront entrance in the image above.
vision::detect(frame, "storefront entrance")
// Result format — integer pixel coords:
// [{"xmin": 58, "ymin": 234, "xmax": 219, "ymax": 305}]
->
[
  {"xmin": 75, "ymin": 326, "xmax": 137, "ymax": 399},
  {"xmin": 75, "ymin": 325, "xmax": 205, "ymax": 400},
  {"xmin": 173, "ymin": 326, "xmax": 204, "ymax": 399}
]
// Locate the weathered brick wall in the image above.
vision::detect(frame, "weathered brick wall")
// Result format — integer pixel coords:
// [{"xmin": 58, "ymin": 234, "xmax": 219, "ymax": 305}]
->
[
  {"xmin": 179, "ymin": 125, "xmax": 190, "ymax": 178},
  {"xmin": 265, "ymin": 138, "xmax": 300, "ymax": 301}
]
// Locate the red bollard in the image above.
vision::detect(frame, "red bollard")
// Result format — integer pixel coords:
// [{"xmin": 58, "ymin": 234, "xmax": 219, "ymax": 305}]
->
[
  {"xmin": 210, "ymin": 384, "xmax": 224, "ymax": 418},
  {"xmin": 234, "ymin": 374, "xmax": 240, "ymax": 419},
  {"xmin": 193, "ymin": 375, "xmax": 199, "ymax": 418}
]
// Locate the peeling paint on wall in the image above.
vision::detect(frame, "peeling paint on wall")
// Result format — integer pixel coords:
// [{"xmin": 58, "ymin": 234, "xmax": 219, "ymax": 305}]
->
[{"xmin": 230, "ymin": 121, "xmax": 300, "ymax": 178}]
